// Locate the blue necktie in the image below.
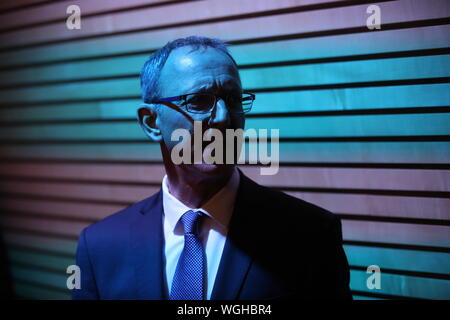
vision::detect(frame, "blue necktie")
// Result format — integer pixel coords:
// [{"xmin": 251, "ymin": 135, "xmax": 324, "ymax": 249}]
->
[{"xmin": 170, "ymin": 210, "xmax": 206, "ymax": 300}]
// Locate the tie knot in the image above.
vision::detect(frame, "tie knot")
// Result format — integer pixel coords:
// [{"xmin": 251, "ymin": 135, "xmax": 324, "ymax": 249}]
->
[{"xmin": 180, "ymin": 210, "xmax": 204, "ymax": 235}]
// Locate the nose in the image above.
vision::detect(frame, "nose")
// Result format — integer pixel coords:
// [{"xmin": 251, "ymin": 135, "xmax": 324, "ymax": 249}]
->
[{"xmin": 208, "ymin": 97, "xmax": 230, "ymax": 127}]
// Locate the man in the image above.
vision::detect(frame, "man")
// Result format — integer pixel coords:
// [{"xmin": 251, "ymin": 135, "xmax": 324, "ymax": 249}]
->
[{"xmin": 73, "ymin": 36, "xmax": 352, "ymax": 300}]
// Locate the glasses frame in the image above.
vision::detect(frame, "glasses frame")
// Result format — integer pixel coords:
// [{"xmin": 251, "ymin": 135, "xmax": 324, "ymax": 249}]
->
[{"xmin": 149, "ymin": 91, "xmax": 255, "ymax": 114}]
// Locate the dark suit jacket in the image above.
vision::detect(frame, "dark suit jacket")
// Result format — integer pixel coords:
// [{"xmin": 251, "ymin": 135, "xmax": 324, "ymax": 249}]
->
[{"xmin": 73, "ymin": 170, "xmax": 352, "ymax": 300}]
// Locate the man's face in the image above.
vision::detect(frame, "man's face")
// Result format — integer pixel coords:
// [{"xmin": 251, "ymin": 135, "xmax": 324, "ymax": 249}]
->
[{"xmin": 155, "ymin": 45, "xmax": 245, "ymax": 174}]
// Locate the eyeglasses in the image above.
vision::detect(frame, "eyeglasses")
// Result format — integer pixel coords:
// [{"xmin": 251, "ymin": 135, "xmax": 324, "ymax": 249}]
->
[{"xmin": 149, "ymin": 92, "xmax": 255, "ymax": 114}]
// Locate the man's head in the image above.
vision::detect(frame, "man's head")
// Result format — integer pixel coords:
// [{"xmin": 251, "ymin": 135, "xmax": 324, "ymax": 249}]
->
[
  {"xmin": 140, "ymin": 36, "xmax": 240, "ymax": 104},
  {"xmin": 137, "ymin": 36, "xmax": 247, "ymax": 179}
]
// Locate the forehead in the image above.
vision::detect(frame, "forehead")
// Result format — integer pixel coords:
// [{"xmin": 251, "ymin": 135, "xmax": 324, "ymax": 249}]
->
[{"xmin": 158, "ymin": 45, "xmax": 241, "ymax": 95}]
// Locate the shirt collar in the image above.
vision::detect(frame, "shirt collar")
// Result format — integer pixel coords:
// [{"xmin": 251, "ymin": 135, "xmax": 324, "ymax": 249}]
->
[{"xmin": 162, "ymin": 167, "xmax": 240, "ymax": 233}]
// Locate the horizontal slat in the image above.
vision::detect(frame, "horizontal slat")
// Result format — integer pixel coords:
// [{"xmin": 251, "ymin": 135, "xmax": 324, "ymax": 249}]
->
[
  {"xmin": 0, "ymin": 78, "xmax": 139, "ymax": 104},
  {"xmin": 0, "ymin": 0, "xmax": 176, "ymax": 30},
  {"xmin": 0, "ymin": 143, "xmax": 163, "ymax": 161},
  {"xmin": 349, "ymin": 269, "xmax": 450, "ymax": 299},
  {"xmin": 344, "ymin": 245, "xmax": 450, "ymax": 275},
  {"xmin": 1, "ymin": 113, "xmax": 449, "ymax": 140},
  {"xmin": 1, "ymin": 55, "xmax": 449, "ymax": 103},
  {"xmin": 247, "ymin": 113, "xmax": 450, "ymax": 137},
  {"xmin": 0, "ymin": 162, "xmax": 166, "ymax": 183},
  {"xmin": 3, "ymin": 231, "xmax": 77, "ymax": 256},
  {"xmin": 0, "ymin": 121, "xmax": 143, "ymax": 140},
  {"xmin": 13, "ymin": 281, "xmax": 70, "ymax": 300},
  {"xmin": 1, "ymin": 141, "xmax": 449, "ymax": 163},
  {"xmin": 249, "ymin": 83, "xmax": 450, "ymax": 114},
  {"xmin": 0, "ymin": 0, "xmax": 50, "ymax": 12},
  {"xmin": 0, "ymin": 180, "xmax": 160, "ymax": 203},
  {"xmin": 0, "ymin": 216, "xmax": 88, "ymax": 238},
  {"xmin": 287, "ymin": 191, "xmax": 450, "ymax": 220},
  {"xmin": 0, "ymin": 100, "xmax": 123, "ymax": 121},
  {"xmin": 11, "ymin": 265, "xmax": 69, "ymax": 293},
  {"xmin": 3, "ymin": 137, "xmax": 450, "ymax": 144},
  {"xmin": 342, "ymin": 220, "xmax": 450, "ymax": 247},
  {"xmin": 0, "ymin": 197, "xmax": 130, "ymax": 221},
  {"xmin": 0, "ymin": 78, "xmax": 138, "ymax": 103},
  {"xmin": 277, "ymin": 142, "xmax": 450, "ymax": 163},
  {"xmin": 242, "ymin": 55, "xmax": 450, "ymax": 89},
  {"xmin": 0, "ymin": 0, "xmax": 448, "ymax": 68},
  {"xmin": 243, "ymin": 166, "xmax": 450, "ymax": 192},
  {"xmin": 7, "ymin": 249, "xmax": 74, "ymax": 273},
  {"xmin": 1, "ymin": 157, "xmax": 448, "ymax": 169},
  {"xmin": 1, "ymin": 162, "xmax": 449, "ymax": 192},
  {"xmin": 0, "ymin": 54, "xmax": 145, "ymax": 86}
]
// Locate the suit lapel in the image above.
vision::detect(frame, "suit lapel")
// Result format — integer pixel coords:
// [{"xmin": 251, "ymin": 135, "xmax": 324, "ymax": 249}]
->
[
  {"xmin": 210, "ymin": 171, "xmax": 255, "ymax": 300},
  {"xmin": 130, "ymin": 190, "xmax": 168, "ymax": 300}
]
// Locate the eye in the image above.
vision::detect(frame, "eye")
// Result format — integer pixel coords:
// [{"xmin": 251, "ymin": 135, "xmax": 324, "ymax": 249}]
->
[
  {"xmin": 186, "ymin": 94, "xmax": 208, "ymax": 106},
  {"xmin": 185, "ymin": 94, "xmax": 214, "ymax": 111}
]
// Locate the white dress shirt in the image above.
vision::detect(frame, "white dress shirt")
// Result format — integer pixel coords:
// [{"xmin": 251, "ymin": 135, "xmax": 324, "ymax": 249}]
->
[{"xmin": 162, "ymin": 167, "xmax": 240, "ymax": 300}]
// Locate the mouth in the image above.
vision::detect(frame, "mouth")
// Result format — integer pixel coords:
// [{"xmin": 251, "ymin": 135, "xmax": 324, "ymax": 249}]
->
[{"xmin": 168, "ymin": 120, "xmax": 242, "ymax": 166}]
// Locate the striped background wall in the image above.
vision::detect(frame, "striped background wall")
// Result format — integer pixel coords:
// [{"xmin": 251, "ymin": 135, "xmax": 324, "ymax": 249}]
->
[{"xmin": 0, "ymin": 0, "xmax": 449, "ymax": 300}]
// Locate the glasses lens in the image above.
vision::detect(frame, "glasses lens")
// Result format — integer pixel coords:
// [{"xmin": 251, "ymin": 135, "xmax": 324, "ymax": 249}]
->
[
  {"xmin": 182, "ymin": 93, "xmax": 255, "ymax": 114},
  {"xmin": 241, "ymin": 93, "xmax": 254, "ymax": 113},
  {"xmin": 184, "ymin": 93, "xmax": 215, "ymax": 113}
]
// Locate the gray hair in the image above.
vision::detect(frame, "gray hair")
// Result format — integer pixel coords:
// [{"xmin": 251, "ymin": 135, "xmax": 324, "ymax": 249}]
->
[{"xmin": 140, "ymin": 36, "xmax": 238, "ymax": 103}]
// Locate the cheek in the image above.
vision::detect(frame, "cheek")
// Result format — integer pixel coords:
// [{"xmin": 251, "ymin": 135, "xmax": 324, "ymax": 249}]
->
[{"xmin": 159, "ymin": 111, "xmax": 193, "ymax": 148}]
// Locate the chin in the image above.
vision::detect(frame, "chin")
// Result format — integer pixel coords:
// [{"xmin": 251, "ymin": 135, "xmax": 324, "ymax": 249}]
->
[
  {"xmin": 195, "ymin": 162, "xmax": 232, "ymax": 172},
  {"xmin": 183, "ymin": 163, "xmax": 234, "ymax": 180},
  {"xmin": 194, "ymin": 162, "xmax": 225, "ymax": 172}
]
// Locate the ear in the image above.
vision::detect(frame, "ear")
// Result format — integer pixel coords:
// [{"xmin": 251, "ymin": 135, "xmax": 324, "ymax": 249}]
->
[{"xmin": 137, "ymin": 104, "xmax": 162, "ymax": 142}]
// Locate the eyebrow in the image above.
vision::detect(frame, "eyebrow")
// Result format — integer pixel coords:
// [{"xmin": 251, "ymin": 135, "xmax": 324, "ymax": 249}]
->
[{"xmin": 192, "ymin": 81, "xmax": 241, "ymax": 94}]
